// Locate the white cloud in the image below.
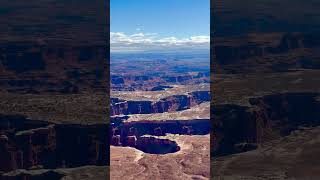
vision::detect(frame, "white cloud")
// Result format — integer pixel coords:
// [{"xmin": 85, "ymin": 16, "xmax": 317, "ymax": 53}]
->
[{"xmin": 110, "ymin": 32, "xmax": 209, "ymax": 52}]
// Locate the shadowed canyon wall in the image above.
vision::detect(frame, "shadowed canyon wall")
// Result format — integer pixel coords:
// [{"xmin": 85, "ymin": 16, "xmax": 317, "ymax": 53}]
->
[
  {"xmin": 212, "ymin": 93, "xmax": 320, "ymax": 156},
  {"xmin": 0, "ymin": 114, "xmax": 108, "ymax": 173}
]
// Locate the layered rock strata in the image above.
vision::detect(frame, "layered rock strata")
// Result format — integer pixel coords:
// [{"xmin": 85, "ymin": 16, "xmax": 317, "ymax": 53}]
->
[
  {"xmin": 0, "ymin": 114, "xmax": 108, "ymax": 173},
  {"xmin": 111, "ymin": 91, "xmax": 210, "ymax": 116}
]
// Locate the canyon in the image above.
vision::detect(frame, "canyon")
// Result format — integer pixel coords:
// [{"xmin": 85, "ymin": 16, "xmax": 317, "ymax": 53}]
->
[
  {"xmin": 110, "ymin": 53, "xmax": 209, "ymax": 91},
  {"xmin": 0, "ymin": 0, "xmax": 109, "ymax": 179},
  {"xmin": 211, "ymin": 0, "xmax": 320, "ymax": 178},
  {"xmin": 0, "ymin": 91, "xmax": 109, "ymax": 180},
  {"xmin": 0, "ymin": 114, "xmax": 108, "ymax": 172},
  {"xmin": 212, "ymin": 92, "xmax": 320, "ymax": 156},
  {"xmin": 0, "ymin": 41, "xmax": 109, "ymax": 179},
  {"xmin": 110, "ymin": 92, "xmax": 211, "ymax": 179},
  {"xmin": 110, "ymin": 54, "xmax": 210, "ymax": 179},
  {"xmin": 110, "ymin": 90, "xmax": 210, "ymax": 116},
  {"xmin": 212, "ymin": 40, "xmax": 320, "ymax": 178},
  {"xmin": 212, "ymin": 69, "xmax": 320, "ymax": 179}
]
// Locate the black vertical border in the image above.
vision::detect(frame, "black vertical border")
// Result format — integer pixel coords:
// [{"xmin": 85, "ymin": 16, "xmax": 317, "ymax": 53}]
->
[
  {"xmin": 106, "ymin": 0, "xmax": 111, "ymax": 178},
  {"xmin": 210, "ymin": 0, "xmax": 214, "ymax": 178}
]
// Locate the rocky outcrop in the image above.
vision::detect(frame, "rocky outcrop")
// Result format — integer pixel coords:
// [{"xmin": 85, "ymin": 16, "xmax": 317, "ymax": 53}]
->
[
  {"xmin": 0, "ymin": 114, "xmax": 108, "ymax": 173},
  {"xmin": 110, "ymin": 117, "xmax": 210, "ymax": 154},
  {"xmin": 110, "ymin": 91, "xmax": 210, "ymax": 116},
  {"xmin": 212, "ymin": 92, "xmax": 320, "ymax": 156}
]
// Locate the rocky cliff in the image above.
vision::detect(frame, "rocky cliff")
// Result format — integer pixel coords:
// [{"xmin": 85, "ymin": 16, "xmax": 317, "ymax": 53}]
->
[
  {"xmin": 110, "ymin": 118, "xmax": 210, "ymax": 154},
  {"xmin": 0, "ymin": 114, "xmax": 108, "ymax": 173},
  {"xmin": 111, "ymin": 91, "xmax": 210, "ymax": 116},
  {"xmin": 212, "ymin": 92, "xmax": 320, "ymax": 156}
]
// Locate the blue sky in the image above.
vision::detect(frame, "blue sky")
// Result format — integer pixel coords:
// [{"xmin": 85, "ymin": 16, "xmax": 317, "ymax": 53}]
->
[{"xmin": 111, "ymin": 0, "xmax": 210, "ymax": 52}]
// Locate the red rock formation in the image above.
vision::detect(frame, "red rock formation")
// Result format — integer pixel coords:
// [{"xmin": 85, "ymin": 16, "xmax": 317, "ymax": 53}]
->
[
  {"xmin": 0, "ymin": 115, "xmax": 108, "ymax": 173},
  {"xmin": 110, "ymin": 118, "xmax": 209, "ymax": 155},
  {"xmin": 110, "ymin": 91, "xmax": 210, "ymax": 116}
]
